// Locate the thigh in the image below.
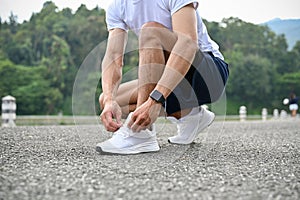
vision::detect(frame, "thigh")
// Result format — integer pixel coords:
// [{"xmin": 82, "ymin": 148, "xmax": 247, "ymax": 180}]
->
[
  {"xmin": 192, "ymin": 51, "xmax": 229, "ymax": 103},
  {"xmin": 139, "ymin": 22, "xmax": 177, "ymax": 52}
]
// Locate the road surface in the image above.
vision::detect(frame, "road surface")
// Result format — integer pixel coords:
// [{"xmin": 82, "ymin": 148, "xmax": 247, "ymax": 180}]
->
[{"xmin": 1, "ymin": 119, "xmax": 300, "ymax": 199}]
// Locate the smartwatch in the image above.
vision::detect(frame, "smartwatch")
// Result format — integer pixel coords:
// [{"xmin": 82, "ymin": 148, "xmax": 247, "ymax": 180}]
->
[{"xmin": 150, "ymin": 90, "xmax": 166, "ymax": 105}]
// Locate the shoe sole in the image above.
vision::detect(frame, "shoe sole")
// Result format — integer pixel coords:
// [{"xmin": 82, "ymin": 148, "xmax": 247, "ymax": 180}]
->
[
  {"xmin": 96, "ymin": 141, "xmax": 160, "ymax": 155},
  {"xmin": 168, "ymin": 113, "xmax": 215, "ymax": 145}
]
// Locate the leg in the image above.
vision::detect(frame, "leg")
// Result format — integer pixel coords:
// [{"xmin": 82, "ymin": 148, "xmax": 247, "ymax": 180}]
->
[
  {"xmin": 167, "ymin": 52, "xmax": 229, "ymax": 144},
  {"xmin": 100, "ymin": 22, "xmax": 197, "ymax": 120},
  {"xmin": 137, "ymin": 22, "xmax": 166, "ymax": 107},
  {"xmin": 291, "ymin": 110, "xmax": 297, "ymax": 117},
  {"xmin": 115, "ymin": 80, "xmax": 138, "ymax": 116},
  {"xmin": 99, "ymin": 79, "xmax": 167, "ymax": 118},
  {"xmin": 137, "ymin": 22, "xmax": 193, "ymax": 118},
  {"xmin": 137, "ymin": 22, "xmax": 177, "ymax": 107}
]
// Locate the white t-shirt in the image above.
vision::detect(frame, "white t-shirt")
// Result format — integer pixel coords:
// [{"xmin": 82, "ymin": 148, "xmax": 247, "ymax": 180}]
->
[{"xmin": 106, "ymin": 0, "xmax": 224, "ymax": 60}]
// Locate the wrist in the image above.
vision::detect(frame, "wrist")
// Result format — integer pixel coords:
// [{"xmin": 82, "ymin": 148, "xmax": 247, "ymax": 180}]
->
[
  {"xmin": 149, "ymin": 89, "xmax": 166, "ymax": 105},
  {"xmin": 148, "ymin": 97, "xmax": 162, "ymax": 106},
  {"xmin": 102, "ymin": 96, "xmax": 116, "ymax": 106}
]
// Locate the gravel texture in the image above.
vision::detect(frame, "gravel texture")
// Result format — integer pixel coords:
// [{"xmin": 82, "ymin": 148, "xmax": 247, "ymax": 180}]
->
[{"xmin": 1, "ymin": 119, "xmax": 300, "ymax": 200}]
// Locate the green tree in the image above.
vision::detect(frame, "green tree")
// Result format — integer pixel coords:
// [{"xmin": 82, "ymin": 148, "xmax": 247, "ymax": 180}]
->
[
  {"xmin": 67, "ymin": 6, "xmax": 107, "ymax": 66},
  {"xmin": 1, "ymin": 4, "xmax": 299, "ymax": 116},
  {"xmin": 0, "ymin": 60, "xmax": 63, "ymax": 114},
  {"xmin": 226, "ymin": 52, "xmax": 274, "ymax": 113}
]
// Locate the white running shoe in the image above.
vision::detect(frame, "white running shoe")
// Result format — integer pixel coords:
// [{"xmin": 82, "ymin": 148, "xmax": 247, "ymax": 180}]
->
[
  {"xmin": 167, "ymin": 106, "xmax": 215, "ymax": 145},
  {"xmin": 96, "ymin": 113, "xmax": 160, "ymax": 155}
]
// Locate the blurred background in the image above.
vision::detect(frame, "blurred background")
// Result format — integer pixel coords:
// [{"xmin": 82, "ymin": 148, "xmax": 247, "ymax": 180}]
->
[{"xmin": 0, "ymin": 0, "xmax": 299, "ymax": 123}]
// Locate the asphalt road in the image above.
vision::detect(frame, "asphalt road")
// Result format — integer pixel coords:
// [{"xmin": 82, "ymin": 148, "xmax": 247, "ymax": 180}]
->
[{"xmin": 1, "ymin": 119, "xmax": 300, "ymax": 200}]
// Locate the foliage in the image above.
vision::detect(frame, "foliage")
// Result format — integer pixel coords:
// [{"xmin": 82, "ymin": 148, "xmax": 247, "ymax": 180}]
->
[
  {"xmin": 0, "ymin": 4, "xmax": 299, "ymax": 115},
  {"xmin": 0, "ymin": 1, "xmax": 107, "ymax": 115},
  {"xmin": 0, "ymin": 60, "xmax": 62, "ymax": 114},
  {"xmin": 264, "ymin": 18, "xmax": 300, "ymax": 50},
  {"xmin": 207, "ymin": 17, "xmax": 300, "ymax": 114}
]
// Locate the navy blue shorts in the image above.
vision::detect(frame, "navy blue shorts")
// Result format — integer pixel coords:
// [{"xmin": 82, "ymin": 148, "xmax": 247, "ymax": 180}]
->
[{"xmin": 165, "ymin": 50, "xmax": 229, "ymax": 114}]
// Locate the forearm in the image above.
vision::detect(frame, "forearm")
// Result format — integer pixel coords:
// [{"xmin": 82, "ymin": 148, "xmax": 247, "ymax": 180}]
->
[
  {"xmin": 101, "ymin": 28, "xmax": 127, "ymax": 106},
  {"xmin": 101, "ymin": 57, "xmax": 123, "ymax": 105},
  {"xmin": 155, "ymin": 36, "xmax": 198, "ymax": 98}
]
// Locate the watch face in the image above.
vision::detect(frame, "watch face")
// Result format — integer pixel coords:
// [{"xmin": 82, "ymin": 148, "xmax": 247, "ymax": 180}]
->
[{"xmin": 150, "ymin": 90, "xmax": 165, "ymax": 104}]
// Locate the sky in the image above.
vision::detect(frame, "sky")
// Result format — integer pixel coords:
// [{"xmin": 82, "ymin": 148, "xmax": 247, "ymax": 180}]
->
[{"xmin": 0, "ymin": 0, "xmax": 300, "ymax": 24}]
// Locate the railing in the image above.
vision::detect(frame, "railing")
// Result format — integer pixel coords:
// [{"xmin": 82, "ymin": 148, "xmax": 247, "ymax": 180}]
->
[{"xmin": 10, "ymin": 114, "xmax": 284, "ymax": 126}]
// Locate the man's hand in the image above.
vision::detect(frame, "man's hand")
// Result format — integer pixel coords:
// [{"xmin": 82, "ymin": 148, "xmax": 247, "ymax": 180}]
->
[
  {"xmin": 127, "ymin": 98, "xmax": 162, "ymax": 132},
  {"xmin": 100, "ymin": 100, "xmax": 123, "ymax": 132}
]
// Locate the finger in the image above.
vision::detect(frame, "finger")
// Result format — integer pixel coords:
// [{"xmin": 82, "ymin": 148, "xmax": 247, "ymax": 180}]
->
[
  {"xmin": 127, "ymin": 113, "xmax": 135, "ymax": 128},
  {"xmin": 101, "ymin": 112, "xmax": 120, "ymax": 132},
  {"xmin": 131, "ymin": 117, "xmax": 150, "ymax": 132},
  {"xmin": 128, "ymin": 113, "xmax": 140, "ymax": 132},
  {"xmin": 133, "ymin": 123, "xmax": 148, "ymax": 132},
  {"xmin": 100, "ymin": 113, "xmax": 111, "ymax": 131},
  {"xmin": 101, "ymin": 112, "xmax": 111, "ymax": 127},
  {"xmin": 130, "ymin": 121, "xmax": 140, "ymax": 132},
  {"xmin": 107, "ymin": 122, "xmax": 120, "ymax": 132},
  {"xmin": 106, "ymin": 126, "xmax": 118, "ymax": 132},
  {"xmin": 135, "ymin": 125, "xmax": 145, "ymax": 133},
  {"xmin": 115, "ymin": 111, "xmax": 123, "ymax": 126},
  {"xmin": 107, "ymin": 120, "xmax": 121, "ymax": 131}
]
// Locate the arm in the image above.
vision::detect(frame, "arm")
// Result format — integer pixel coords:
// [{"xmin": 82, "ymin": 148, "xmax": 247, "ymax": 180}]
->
[
  {"xmin": 154, "ymin": 3, "xmax": 198, "ymax": 99},
  {"xmin": 101, "ymin": 28, "xmax": 127, "ymax": 132}
]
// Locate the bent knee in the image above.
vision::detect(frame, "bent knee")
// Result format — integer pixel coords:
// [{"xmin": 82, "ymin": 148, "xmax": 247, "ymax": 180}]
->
[
  {"xmin": 139, "ymin": 22, "xmax": 166, "ymax": 40},
  {"xmin": 141, "ymin": 21, "xmax": 167, "ymax": 29},
  {"xmin": 139, "ymin": 22, "xmax": 169, "ymax": 48}
]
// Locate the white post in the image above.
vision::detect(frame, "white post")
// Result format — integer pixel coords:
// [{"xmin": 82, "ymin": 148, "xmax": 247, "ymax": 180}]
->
[
  {"xmin": 239, "ymin": 106, "xmax": 247, "ymax": 122},
  {"xmin": 262, "ymin": 108, "xmax": 268, "ymax": 121},
  {"xmin": 1, "ymin": 95, "xmax": 17, "ymax": 127},
  {"xmin": 273, "ymin": 109, "xmax": 279, "ymax": 120},
  {"xmin": 280, "ymin": 110, "xmax": 288, "ymax": 120}
]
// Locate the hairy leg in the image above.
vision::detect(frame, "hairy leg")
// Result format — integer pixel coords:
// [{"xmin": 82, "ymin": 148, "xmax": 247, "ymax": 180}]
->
[
  {"xmin": 137, "ymin": 22, "xmax": 168, "ymax": 106},
  {"xmin": 138, "ymin": 22, "xmax": 193, "ymax": 118}
]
